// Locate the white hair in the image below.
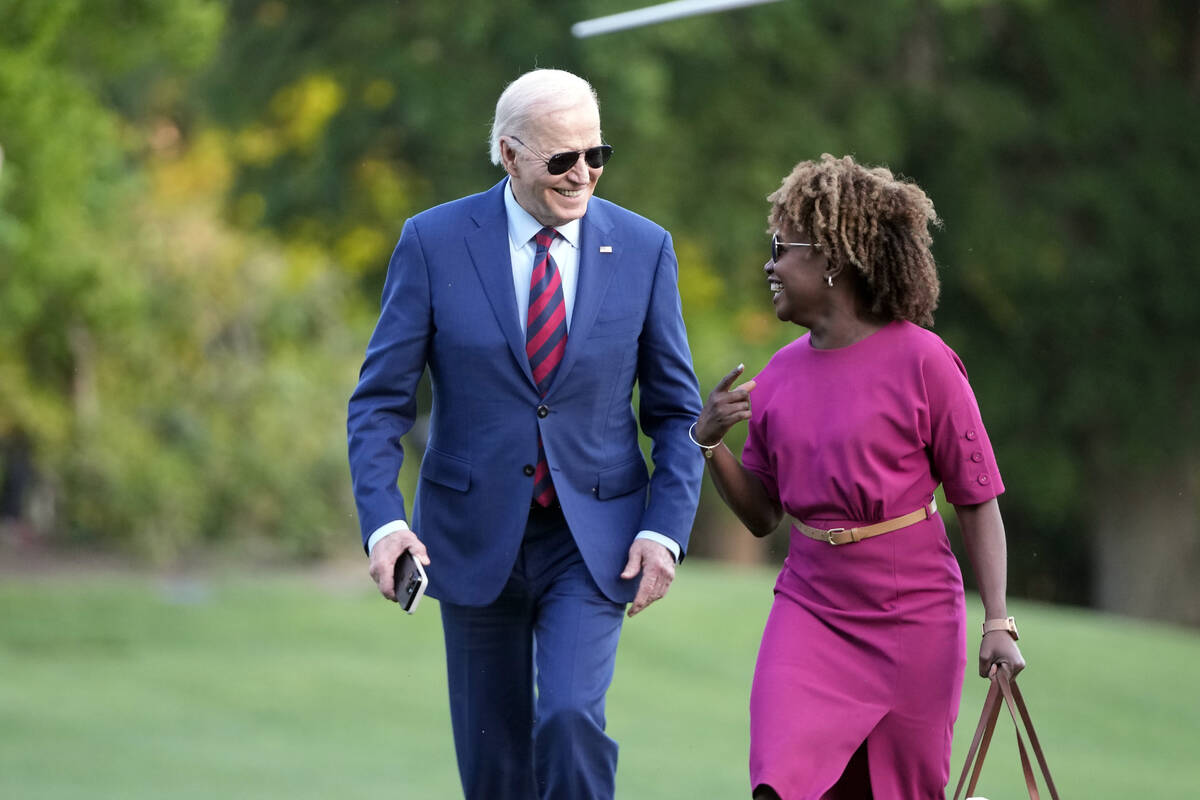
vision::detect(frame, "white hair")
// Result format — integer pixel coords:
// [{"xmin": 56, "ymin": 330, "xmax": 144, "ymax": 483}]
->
[{"xmin": 488, "ymin": 69, "xmax": 600, "ymax": 165}]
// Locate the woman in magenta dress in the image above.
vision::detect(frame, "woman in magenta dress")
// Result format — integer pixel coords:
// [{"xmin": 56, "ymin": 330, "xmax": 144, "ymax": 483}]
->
[{"xmin": 692, "ymin": 155, "xmax": 1025, "ymax": 799}]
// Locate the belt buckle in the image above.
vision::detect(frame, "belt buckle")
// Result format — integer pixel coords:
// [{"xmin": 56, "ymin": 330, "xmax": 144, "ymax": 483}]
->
[{"xmin": 825, "ymin": 527, "xmax": 845, "ymax": 545}]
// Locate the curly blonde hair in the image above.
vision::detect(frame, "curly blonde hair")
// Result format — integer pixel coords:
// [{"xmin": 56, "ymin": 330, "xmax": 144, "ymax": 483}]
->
[{"xmin": 768, "ymin": 154, "xmax": 941, "ymax": 326}]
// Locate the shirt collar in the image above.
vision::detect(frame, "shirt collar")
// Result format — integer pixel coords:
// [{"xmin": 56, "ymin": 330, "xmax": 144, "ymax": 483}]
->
[{"xmin": 504, "ymin": 181, "xmax": 581, "ymax": 250}]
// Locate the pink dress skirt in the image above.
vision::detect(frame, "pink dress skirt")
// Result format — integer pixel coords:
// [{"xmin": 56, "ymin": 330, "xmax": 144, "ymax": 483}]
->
[{"xmin": 749, "ymin": 515, "xmax": 966, "ymax": 798}]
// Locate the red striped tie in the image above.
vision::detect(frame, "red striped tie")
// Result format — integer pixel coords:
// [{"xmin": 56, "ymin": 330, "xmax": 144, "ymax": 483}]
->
[{"xmin": 527, "ymin": 227, "xmax": 566, "ymax": 506}]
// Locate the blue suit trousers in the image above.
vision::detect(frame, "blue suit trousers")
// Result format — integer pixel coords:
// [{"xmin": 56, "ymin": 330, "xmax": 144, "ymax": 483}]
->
[{"xmin": 439, "ymin": 505, "xmax": 625, "ymax": 800}]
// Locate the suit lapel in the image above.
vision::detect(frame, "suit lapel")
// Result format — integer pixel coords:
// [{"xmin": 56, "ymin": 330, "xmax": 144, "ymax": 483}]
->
[
  {"xmin": 548, "ymin": 206, "xmax": 619, "ymax": 395},
  {"xmin": 465, "ymin": 180, "xmax": 535, "ymax": 386}
]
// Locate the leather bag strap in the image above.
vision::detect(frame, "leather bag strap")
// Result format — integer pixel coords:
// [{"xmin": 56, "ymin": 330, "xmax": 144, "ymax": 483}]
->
[
  {"xmin": 1003, "ymin": 673, "xmax": 1061, "ymax": 799},
  {"xmin": 997, "ymin": 672, "xmax": 1041, "ymax": 799},
  {"xmin": 952, "ymin": 678, "xmax": 1002, "ymax": 800},
  {"xmin": 952, "ymin": 671, "xmax": 1059, "ymax": 800}
]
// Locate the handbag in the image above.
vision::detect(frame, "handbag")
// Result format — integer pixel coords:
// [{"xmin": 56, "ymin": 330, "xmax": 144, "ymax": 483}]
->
[{"xmin": 952, "ymin": 668, "xmax": 1060, "ymax": 800}]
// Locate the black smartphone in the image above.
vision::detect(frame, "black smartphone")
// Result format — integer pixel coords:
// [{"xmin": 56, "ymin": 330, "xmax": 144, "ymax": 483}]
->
[{"xmin": 393, "ymin": 550, "xmax": 428, "ymax": 614}]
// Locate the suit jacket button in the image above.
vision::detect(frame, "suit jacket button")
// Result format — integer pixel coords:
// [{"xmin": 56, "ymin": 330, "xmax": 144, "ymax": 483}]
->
[
  {"xmin": 523, "ymin": 464, "xmax": 535, "ymax": 476},
  {"xmin": 537, "ymin": 405, "xmax": 549, "ymax": 418}
]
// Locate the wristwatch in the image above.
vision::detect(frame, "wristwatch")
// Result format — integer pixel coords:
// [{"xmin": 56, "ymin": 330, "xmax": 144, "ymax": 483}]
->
[{"xmin": 982, "ymin": 616, "xmax": 1019, "ymax": 640}]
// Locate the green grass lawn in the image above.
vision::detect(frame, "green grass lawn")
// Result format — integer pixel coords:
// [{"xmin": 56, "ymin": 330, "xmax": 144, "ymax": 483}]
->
[{"xmin": 2, "ymin": 559, "xmax": 1197, "ymax": 798}]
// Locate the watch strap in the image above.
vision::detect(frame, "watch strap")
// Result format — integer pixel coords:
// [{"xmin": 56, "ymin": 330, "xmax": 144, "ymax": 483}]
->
[{"xmin": 982, "ymin": 616, "xmax": 1019, "ymax": 640}]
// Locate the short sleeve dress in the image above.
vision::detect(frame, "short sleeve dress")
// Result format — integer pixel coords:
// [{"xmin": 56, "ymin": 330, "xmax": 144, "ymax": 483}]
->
[{"xmin": 740, "ymin": 321, "xmax": 1003, "ymax": 799}]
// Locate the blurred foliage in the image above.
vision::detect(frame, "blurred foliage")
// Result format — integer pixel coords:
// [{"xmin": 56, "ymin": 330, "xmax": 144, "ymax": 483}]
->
[
  {"xmin": 0, "ymin": 0, "xmax": 362, "ymax": 559},
  {"xmin": 2, "ymin": 0, "xmax": 1198, "ymax": 608}
]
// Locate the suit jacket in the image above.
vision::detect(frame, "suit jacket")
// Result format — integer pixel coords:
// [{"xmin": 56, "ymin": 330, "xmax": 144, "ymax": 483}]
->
[{"xmin": 348, "ymin": 179, "xmax": 703, "ymax": 605}]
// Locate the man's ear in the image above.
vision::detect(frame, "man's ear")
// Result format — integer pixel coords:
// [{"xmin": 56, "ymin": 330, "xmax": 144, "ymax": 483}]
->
[{"xmin": 499, "ymin": 138, "xmax": 519, "ymax": 176}]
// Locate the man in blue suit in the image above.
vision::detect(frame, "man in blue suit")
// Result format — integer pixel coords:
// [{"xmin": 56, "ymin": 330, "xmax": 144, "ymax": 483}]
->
[{"xmin": 347, "ymin": 68, "xmax": 704, "ymax": 800}]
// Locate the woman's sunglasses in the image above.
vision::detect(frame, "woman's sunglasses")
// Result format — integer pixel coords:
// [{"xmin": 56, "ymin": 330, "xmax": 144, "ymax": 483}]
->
[
  {"xmin": 510, "ymin": 136, "xmax": 613, "ymax": 175},
  {"xmin": 771, "ymin": 232, "xmax": 819, "ymax": 262}
]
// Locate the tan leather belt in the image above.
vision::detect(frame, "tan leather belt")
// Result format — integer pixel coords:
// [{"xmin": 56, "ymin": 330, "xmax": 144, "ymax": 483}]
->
[{"xmin": 795, "ymin": 498, "xmax": 938, "ymax": 546}]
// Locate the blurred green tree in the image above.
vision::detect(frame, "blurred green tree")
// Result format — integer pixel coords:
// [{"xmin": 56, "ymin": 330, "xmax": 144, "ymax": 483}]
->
[
  {"xmin": 578, "ymin": 0, "xmax": 1200, "ymax": 619},
  {"xmin": 1, "ymin": 0, "xmax": 222, "ymax": 546},
  {"xmin": 198, "ymin": 0, "xmax": 1199, "ymax": 617},
  {"xmin": 4, "ymin": 0, "xmax": 1197, "ymax": 621},
  {"xmin": 1, "ymin": 0, "xmax": 361, "ymax": 559}
]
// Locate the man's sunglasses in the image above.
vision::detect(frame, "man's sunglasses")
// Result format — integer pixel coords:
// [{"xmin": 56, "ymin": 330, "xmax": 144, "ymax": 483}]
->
[
  {"xmin": 771, "ymin": 232, "xmax": 820, "ymax": 262},
  {"xmin": 510, "ymin": 136, "xmax": 613, "ymax": 175}
]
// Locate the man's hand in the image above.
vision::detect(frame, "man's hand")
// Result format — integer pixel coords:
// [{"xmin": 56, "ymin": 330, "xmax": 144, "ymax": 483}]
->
[
  {"xmin": 620, "ymin": 538, "xmax": 676, "ymax": 618},
  {"xmin": 368, "ymin": 529, "xmax": 430, "ymax": 602}
]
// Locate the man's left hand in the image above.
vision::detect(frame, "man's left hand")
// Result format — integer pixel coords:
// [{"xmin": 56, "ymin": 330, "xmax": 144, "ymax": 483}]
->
[{"xmin": 621, "ymin": 539, "xmax": 676, "ymax": 618}]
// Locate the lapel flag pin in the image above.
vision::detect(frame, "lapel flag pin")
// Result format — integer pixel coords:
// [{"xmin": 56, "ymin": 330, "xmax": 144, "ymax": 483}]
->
[{"xmin": 599, "ymin": 245, "xmax": 613, "ymax": 253}]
